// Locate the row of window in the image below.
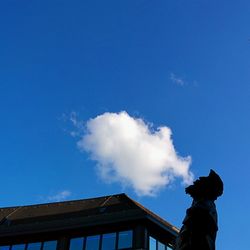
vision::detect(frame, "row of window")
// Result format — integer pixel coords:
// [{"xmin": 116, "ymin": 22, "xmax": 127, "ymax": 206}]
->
[
  {"xmin": 0, "ymin": 231, "xmax": 173, "ymax": 250},
  {"xmin": 149, "ymin": 236, "xmax": 173, "ymax": 250},
  {"xmin": 0, "ymin": 230, "xmax": 132, "ymax": 250},
  {"xmin": 69, "ymin": 230, "xmax": 133, "ymax": 250},
  {"xmin": 0, "ymin": 241, "xmax": 57, "ymax": 250}
]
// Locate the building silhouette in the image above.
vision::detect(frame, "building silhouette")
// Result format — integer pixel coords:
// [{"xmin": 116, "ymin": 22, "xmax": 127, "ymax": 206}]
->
[{"xmin": 0, "ymin": 193, "xmax": 178, "ymax": 250}]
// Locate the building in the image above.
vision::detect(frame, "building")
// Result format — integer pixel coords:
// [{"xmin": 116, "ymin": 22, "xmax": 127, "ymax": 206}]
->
[{"xmin": 0, "ymin": 193, "xmax": 178, "ymax": 250}]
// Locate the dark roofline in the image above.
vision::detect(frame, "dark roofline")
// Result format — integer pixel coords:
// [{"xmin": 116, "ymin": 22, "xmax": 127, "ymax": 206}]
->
[
  {"xmin": 0, "ymin": 193, "xmax": 179, "ymax": 239},
  {"xmin": 0, "ymin": 193, "xmax": 125, "ymax": 210}
]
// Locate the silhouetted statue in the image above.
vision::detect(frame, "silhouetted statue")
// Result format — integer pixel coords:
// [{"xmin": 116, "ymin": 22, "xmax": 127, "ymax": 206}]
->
[{"xmin": 174, "ymin": 170, "xmax": 223, "ymax": 250}]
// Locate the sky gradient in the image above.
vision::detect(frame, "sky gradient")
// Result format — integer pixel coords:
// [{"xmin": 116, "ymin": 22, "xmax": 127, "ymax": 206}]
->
[{"xmin": 1, "ymin": 1, "xmax": 250, "ymax": 249}]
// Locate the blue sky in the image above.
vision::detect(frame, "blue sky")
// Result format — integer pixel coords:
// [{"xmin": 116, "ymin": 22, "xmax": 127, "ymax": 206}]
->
[{"xmin": 1, "ymin": 0, "xmax": 250, "ymax": 249}]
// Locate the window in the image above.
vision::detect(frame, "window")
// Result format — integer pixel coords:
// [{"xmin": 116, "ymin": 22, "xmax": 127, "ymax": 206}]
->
[
  {"xmin": 68, "ymin": 230, "xmax": 133, "ymax": 250},
  {"xmin": 43, "ymin": 241, "xmax": 57, "ymax": 250},
  {"xmin": 85, "ymin": 235, "xmax": 100, "ymax": 250},
  {"xmin": 149, "ymin": 236, "xmax": 173, "ymax": 250},
  {"xmin": 101, "ymin": 233, "xmax": 116, "ymax": 250},
  {"xmin": 70, "ymin": 237, "xmax": 84, "ymax": 250},
  {"xmin": 11, "ymin": 245, "xmax": 25, "ymax": 250},
  {"xmin": 118, "ymin": 230, "xmax": 132, "ymax": 249},
  {"xmin": 149, "ymin": 236, "xmax": 156, "ymax": 250},
  {"xmin": 1, "ymin": 241, "xmax": 57, "ymax": 250},
  {"xmin": 158, "ymin": 241, "xmax": 165, "ymax": 250},
  {"xmin": 0, "ymin": 247, "xmax": 10, "ymax": 250},
  {"xmin": 27, "ymin": 242, "xmax": 41, "ymax": 250}
]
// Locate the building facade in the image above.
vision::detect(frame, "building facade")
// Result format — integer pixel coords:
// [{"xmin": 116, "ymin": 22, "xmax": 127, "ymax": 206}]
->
[{"xmin": 0, "ymin": 193, "xmax": 178, "ymax": 250}]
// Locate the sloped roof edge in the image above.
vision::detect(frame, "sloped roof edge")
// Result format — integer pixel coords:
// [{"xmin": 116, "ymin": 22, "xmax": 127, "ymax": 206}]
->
[{"xmin": 0, "ymin": 193, "xmax": 179, "ymax": 235}]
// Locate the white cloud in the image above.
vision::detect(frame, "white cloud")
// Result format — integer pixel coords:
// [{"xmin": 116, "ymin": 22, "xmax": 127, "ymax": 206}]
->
[
  {"xmin": 47, "ymin": 190, "xmax": 72, "ymax": 202},
  {"xmin": 170, "ymin": 73, "xmax": 185, "ymax": 86},
  {"xmin": 76, "ymin": 111, "xmax": 193, "ymax": 196}
]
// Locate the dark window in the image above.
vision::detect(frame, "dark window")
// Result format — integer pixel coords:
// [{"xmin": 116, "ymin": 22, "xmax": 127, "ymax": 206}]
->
[
  {"xmin": 0, "ymin": 247, "xmax": 10, "ymax": 250},
  {"xmin": 149, "ymin": 236, "xmax": 156, "ymax": 250},
  {"xmin": 43, "ymin": 241, "xmax": 57, "ymax": 250},
  {"xmin": 101, "ymin": 233, "xmax": 116, "ymax": 250},
  {"xmin": 69, "ymin": 237, "xmax": 84, "ymax": 250},
  {"xmin": 27, "ymin": 242, "xmax": 41, "ymax": 250},
  {"xmin": 118, "ymin": 230, "xmax": 132, "ymax": 249},
  {"xmin": 11, "ymin": 245, "xmax": 25, "ymax": 250},
  {"xmin": 85, "ymin": 235, "xmax": 100, "ymax": 250}
]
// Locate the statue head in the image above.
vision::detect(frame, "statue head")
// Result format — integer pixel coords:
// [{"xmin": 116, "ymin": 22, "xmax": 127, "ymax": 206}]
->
[{"xmin": 185, "ymin": 169, "xmax": 224, "ymax": 200}]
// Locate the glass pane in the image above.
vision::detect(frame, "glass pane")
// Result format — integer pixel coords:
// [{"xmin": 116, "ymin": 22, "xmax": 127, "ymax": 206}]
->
[
  {"xmin": 118, "ymin": 230, "xmax": 132, "ymax": 249},
  {"xmin": 101, "ymin": 233, "xmax": 116, "ymax": 250},
  {"xmin": 85, "ymin": 235, "xmax": 100, "ymax": 250},
  {"xmin": 149, "ymin": 236, "xmax": 156, "ymax": 250},
  {"xmin": 69, "ymin": 237, "xmax": 84, "ymax": 250},
  {"xmin": 11, "ymin": 245, "xmax": 25, "ymax": 250},
  {"xmin": 27, "ymin": 242, "xmax": 41, "ymax": 250},
  {"xmin": 43, "ymin": 241, "xmax": 57, "ymax": 250},
  {"xmin": 158, "ymin": 241, "xmax": 165, "ymax": 250},
  {"xmin": 0, "ymin": 246, "xmax": 10, "ymax": 250}
]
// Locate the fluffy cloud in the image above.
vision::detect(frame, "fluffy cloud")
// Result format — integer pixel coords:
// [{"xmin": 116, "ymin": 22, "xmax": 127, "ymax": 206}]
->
[{"xmin": 77, "ymin": 111, "xmax": 193, "ymax": 196}]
